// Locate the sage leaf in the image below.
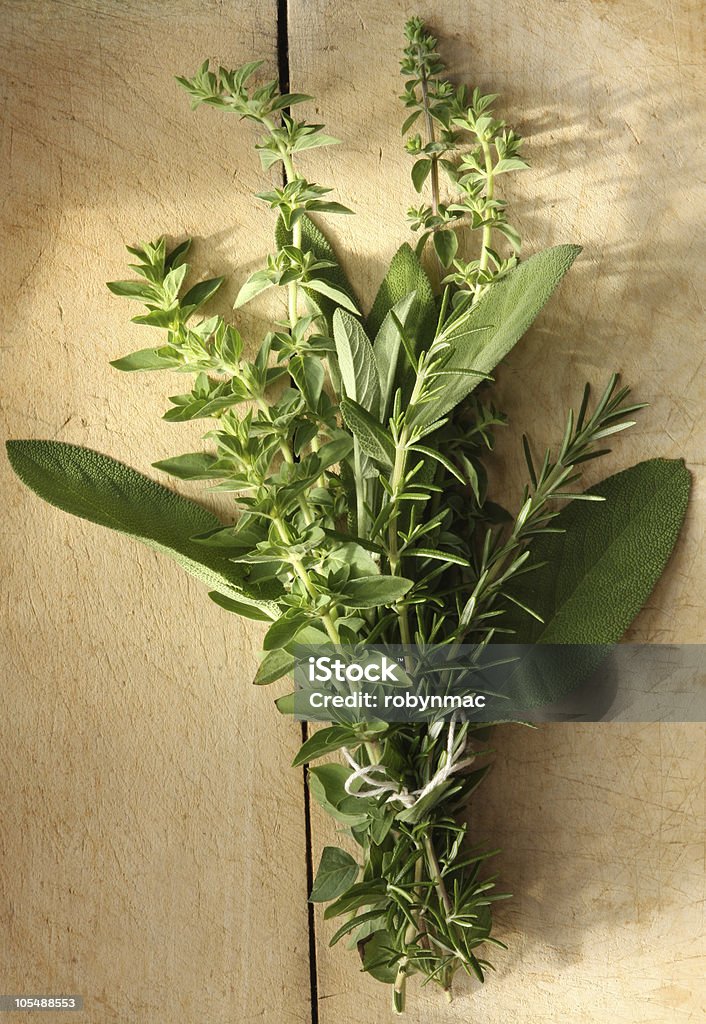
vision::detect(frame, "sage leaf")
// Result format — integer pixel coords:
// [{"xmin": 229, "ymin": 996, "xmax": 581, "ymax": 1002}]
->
[
  {"xmin": 6, "ymin": 440, "xmax": 279, "ymax": 613},
  {"xmin": 340, "ymin": 575, "xmax": 413, "ymax": 609},
  {"xmin": 506, "ymin": 458, "xmax": 691, "ymax": 643},
  {"xmin": 373, "ymin": 291, "xmax": 416, "ymax": 420},
  {"xmin": 413, "ymin": 244, "xmax": 582, "ymax": 427},
  {"xmin": 367, "ymin": 242, "xmax": 436, "ymax": 354},
  {"xmin": 498, "ymin": 459, "xmax": 690, "ymax": 710},
  {"xmin": 333, "ymin": 310, "xmax": 381, "ymax": 416},
  {"xmin": 334, "ymin": 311, "xmax": 385, "ymax": 505},
  {"xmin": 339, "ymin": 397, "xmax": 395, "ymax": 467}
]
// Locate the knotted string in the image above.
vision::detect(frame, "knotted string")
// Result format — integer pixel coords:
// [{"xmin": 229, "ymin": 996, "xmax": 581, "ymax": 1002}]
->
[{"xmin": 342, "ymin": 719, "xmax": 474, "ymax": 811}]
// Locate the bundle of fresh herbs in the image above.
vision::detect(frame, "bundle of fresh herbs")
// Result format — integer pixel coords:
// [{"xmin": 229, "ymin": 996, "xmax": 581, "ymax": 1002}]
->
[{"xmin": 6, "ymin": 17, "xmax": 689, "ymax": 1012}]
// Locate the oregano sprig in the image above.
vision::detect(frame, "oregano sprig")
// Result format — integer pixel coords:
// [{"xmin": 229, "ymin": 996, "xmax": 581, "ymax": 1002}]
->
[{"xmin": 401, "ymin": 17, "xmax": 527, "ymax": 296}]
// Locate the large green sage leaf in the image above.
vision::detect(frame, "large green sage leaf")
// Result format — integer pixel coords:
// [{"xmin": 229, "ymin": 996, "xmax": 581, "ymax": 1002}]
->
[
  {"xmin": 340, "ymin": 575, "xmax": 413, "ymax": 609},
  {"xmin": 413, "ymin": 244, "xmax": 581, "ymax": 427},
  {"xmin": 507, "ymin": 458, "xmax": 690, "ymax": 643},
  {"xmin": 373, "ymin": 291, "xmax": 416, "ymax": 420},
  {"xmin": 502, "ymin": 458, "xmax": 690, "ymax": 709},
  {"xmin": 367, "ymin": 243, "xmax": 436, "ymax": 352},
  {"xmin": 334, "ymin": 310, "xmax": 383, "ymax": 499},
  {"xmin": 333, "ymin": 310, "xmax": 380, "ymax": 415},
  {"xmin": 6, "ymin": 440, "xmax": 279, "ymax": 614},
  {"xmin": 339, "ymin": 397, "xmax": 394, "ymax": 468}
]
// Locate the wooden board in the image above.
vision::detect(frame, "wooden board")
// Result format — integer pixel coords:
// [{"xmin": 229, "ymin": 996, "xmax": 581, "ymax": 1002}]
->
[
  {"xmin": 1, "ymin": 2, "xmax": 704, "ymax": 1022},
  {"xmin": 0, "ymin": 3, "xmax": 311, "ymax": 1023},
  {"xmin": 287, "ymin": 1, "xmax": 706, "ymax": 1020}
]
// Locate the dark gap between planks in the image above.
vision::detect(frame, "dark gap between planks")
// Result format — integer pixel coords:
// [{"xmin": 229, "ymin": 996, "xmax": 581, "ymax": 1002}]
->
[{"xmin": 276, "ymin": 1, "xmax": 321, "ymax": 1021}]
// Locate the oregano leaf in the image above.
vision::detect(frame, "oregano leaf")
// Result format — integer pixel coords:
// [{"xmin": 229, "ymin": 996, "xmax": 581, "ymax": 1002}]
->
[
  {"xmin": 275, "ymin": 213, "xmax": 357, "ymax": 327},
  {"xmin": 432, "ymin": 228, "xmax": 458, "ymax": 268},
  {"xmin": 152, "ymin": 451, "xmax": 221, "ymax": 480},
  {"xmin": 110, "ymin": 347, "xmax": 182, "ymax": 372},
  {"xmin": 292, "ymin": 727, "xmax": 357, "ymax": 768},
  {"xmin": 310, "ymin": 846, "xmax": 360, "ymax": 902}
]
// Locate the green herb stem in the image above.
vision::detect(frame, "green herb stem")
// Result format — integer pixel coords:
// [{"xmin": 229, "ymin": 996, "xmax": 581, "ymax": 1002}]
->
[
  {"xmin": 419, "ymin": 67, "xmax": 440, "ymax": 218},
  {"xmin": 289, "ymin": 215, "xmax": 302, "ymax": 329},
  {"xmin": 386, "ymin": 346, "xmax": 440, "ymax": 643},
  {"xmin": 422, "ymin": 832, "xmax": 452, "ymax": 917},
  {"xmin": 255, "ymin": 397, "xmax": 316, "ymax": 528},
  {"xmin": 393, "ymin": 853, "xmax": 425, "ymax": 1013},
  {"xmin": 475, "ymin": 135, "xmax": 495, "ymax": 294},
  {"xmin": 272, "ymin": 517, "xmax": 341, "ymax": 644},
  {"xmin": 417, "ymin": 55, "xmax": 443, "ymax": 285},
  {"xmin": 263, "ymin": 120, "xmax": 326, "ymax": 472},
  {"xmin": 388, "ymin": 438, "xmax": 413, "ymax": 645}
]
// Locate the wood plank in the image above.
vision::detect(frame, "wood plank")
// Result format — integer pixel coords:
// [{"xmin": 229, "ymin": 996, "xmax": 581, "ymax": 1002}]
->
[
  {"xmin": 0, "ymin": 3, "xmax": 311, "ymax": 1022},
  {"xmin": 287, "ymin": 1, "xmax": 705, "ymax": 1019}
]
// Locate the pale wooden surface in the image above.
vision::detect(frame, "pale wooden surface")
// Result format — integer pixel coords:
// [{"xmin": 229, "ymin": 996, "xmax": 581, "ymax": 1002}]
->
[
  {"xmin": 0, "ymin": 3, "xmax": 310, "ymax": 1024},
  {"xmin": 1, "ymin": 2, "xmax": 704, "ymax": 1023},
  {"xmin": 288, "ymin": 1, "xmax": 705, "ymax": 1021}
]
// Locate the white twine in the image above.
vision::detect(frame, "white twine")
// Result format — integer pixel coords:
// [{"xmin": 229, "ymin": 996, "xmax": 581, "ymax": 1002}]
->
[{"xmin": 342, "ymin": 719, "xmax": 474, "ymax": 812}]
